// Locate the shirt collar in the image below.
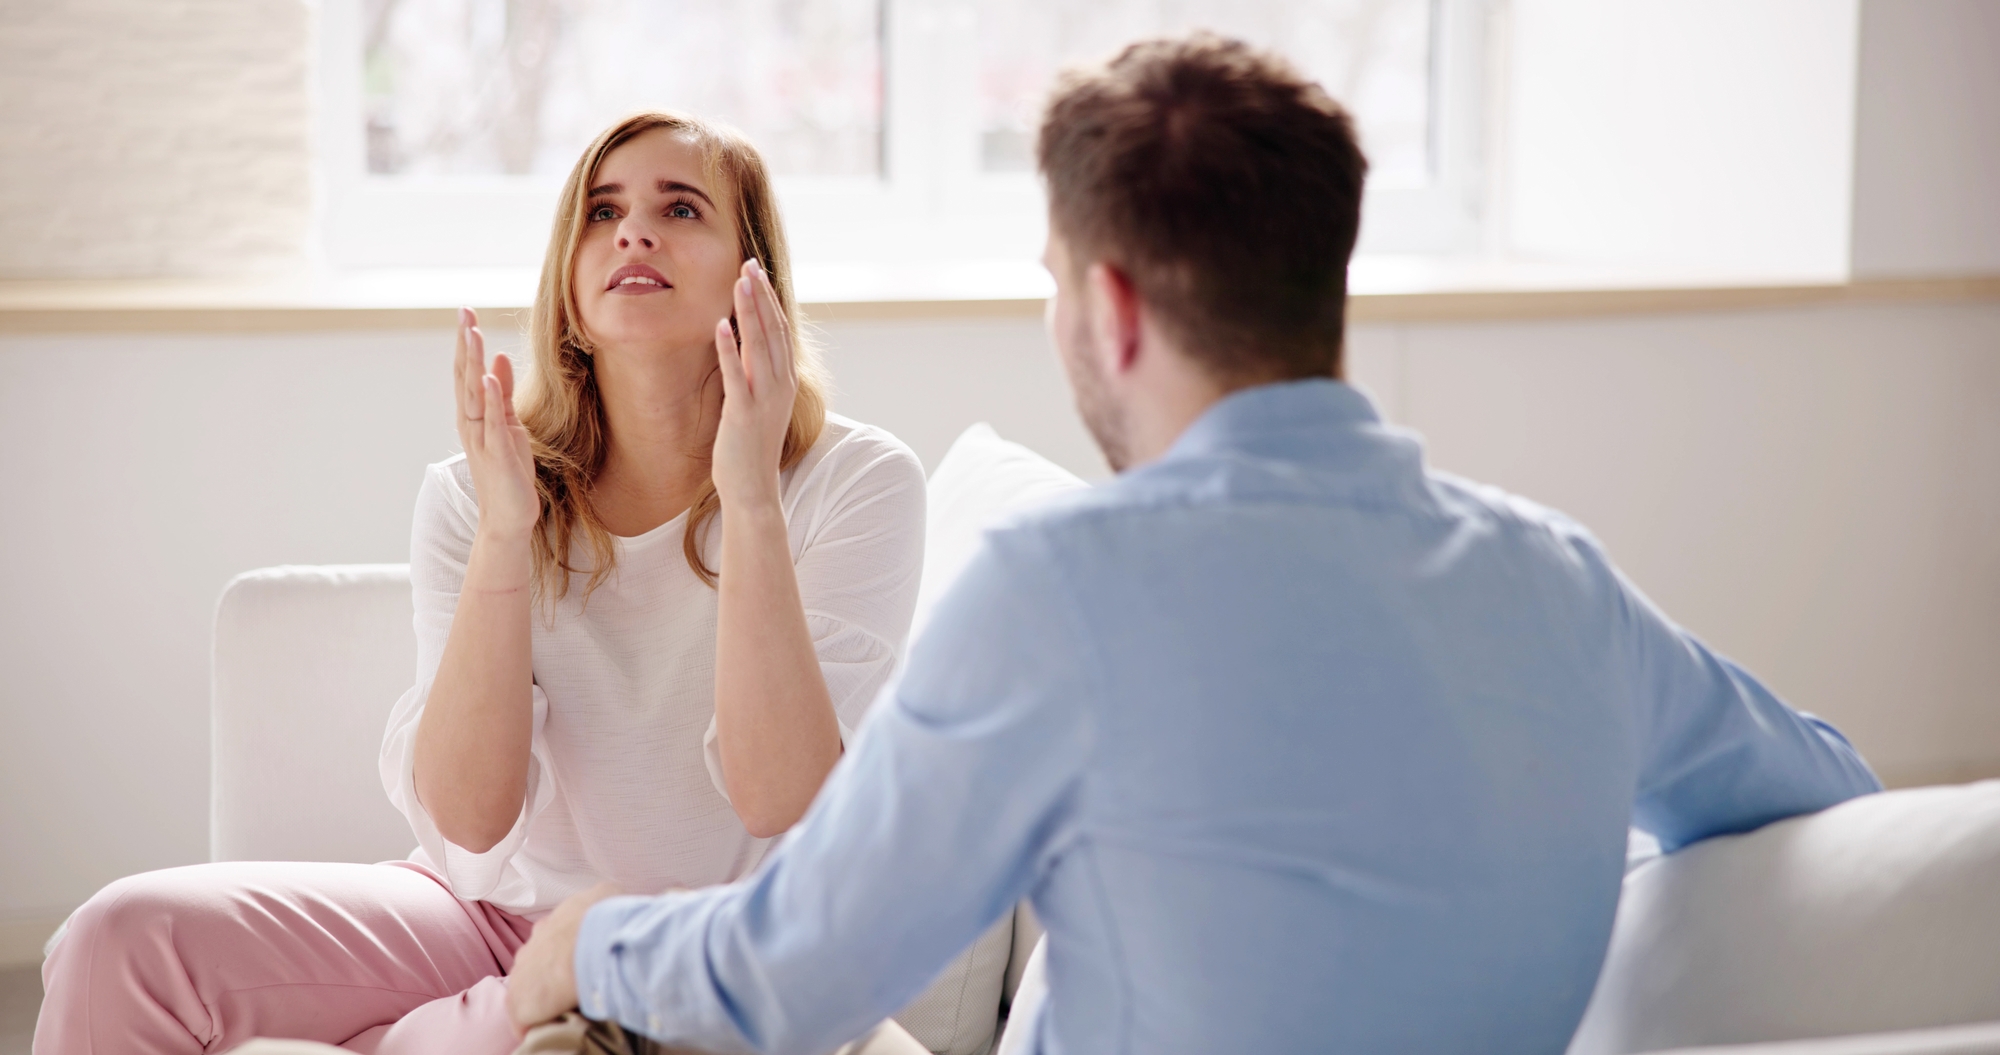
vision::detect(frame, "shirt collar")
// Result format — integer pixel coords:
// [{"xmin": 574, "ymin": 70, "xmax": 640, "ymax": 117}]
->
[{"xmin": 1161, "ymin": 378, "xmax": 1385, "ymax": 465}]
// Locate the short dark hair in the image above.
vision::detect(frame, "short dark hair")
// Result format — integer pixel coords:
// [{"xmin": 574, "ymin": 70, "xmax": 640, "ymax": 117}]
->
[{"xmin": 1037, "ymin": 34, "xmax": 1369, "ymax": 383}]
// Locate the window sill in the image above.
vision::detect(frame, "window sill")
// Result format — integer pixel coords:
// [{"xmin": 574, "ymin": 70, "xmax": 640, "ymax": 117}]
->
[{"xmin": 1, "ymin": 259, "xmax": 1995, "ymax": 334}]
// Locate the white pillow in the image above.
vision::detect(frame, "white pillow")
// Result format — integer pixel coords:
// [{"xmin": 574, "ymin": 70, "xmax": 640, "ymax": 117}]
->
[
  {"xmin": 911, "ymin": 423, "xmax": 1091, "ymax": 638},
  {"xmin": 1569, "ymin": 781, "xmax": 2000, "ymax": 1055},
  {"xmin": 892, "ymin": 915, "xmax": 1017, "ymax": 1055},
  {"xmin": 889, "ymin": 424, "xmax": 1087, "ymax": 1055}
]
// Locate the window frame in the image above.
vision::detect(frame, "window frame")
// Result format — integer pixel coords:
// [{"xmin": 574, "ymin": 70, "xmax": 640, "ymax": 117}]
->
[{"xmin": 314, "ymin": 0, "xmax": 1491, "ymax": 277}]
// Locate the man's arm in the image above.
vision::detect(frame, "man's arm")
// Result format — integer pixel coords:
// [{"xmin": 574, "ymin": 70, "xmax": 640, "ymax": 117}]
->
[
  {"xmin": 1589, "ymin": 538, "xmax": 1881, "ymax": 851},
  {"xmin": 572, "ymin": 529, "xmax": 1096, "ymax": 1054}
]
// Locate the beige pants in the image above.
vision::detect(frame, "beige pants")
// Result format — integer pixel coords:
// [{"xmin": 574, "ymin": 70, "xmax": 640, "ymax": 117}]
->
[
  {"xmin": 228, "ymin": 1017, "xmax": 925, "ymax": 1055},
  {"xmin": 510, "ymin": 1014, "xmax": 930, "ymax": 1055}
]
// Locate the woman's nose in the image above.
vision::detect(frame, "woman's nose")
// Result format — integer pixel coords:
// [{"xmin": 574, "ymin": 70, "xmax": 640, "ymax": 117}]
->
[{"xmin": 616, "ymin": 223, "xmax": 656, "ymax": 251}]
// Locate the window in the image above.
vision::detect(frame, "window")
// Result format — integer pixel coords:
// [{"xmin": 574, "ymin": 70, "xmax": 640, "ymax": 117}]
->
[
  {"xmin": 362, "ymin": 0, "xmax": 885, "ymax": 178},
  {"xmin": 318, "ymin": 0, "xmax": 1489, "ymax": 282},
  {"xmin": 972, "ymin": 1, "xmax": 1432, "ymax": 184}
]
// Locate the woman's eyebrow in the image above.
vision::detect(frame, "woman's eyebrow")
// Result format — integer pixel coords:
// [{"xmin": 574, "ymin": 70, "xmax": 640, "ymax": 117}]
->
[
  {"xmin": 656, "ymin": 179, "xmax": 716, "ymax": 208},
  {"xmin": 586, "ymin": 180, "xmax": 715, "ymax": 209}
]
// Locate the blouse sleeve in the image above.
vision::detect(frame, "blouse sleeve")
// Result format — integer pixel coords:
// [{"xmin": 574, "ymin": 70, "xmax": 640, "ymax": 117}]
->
[
  {"xmin": 379, "ymin": 459, "xmax": 559, "ymax": 902},
  {"xmin": 701, "ymin": 429, "xmax": 928, "ymax": 800}
]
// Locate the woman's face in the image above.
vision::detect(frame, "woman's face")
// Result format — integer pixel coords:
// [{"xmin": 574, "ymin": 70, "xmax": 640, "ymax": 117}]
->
[{"xmin": 572, "ymin": 127, "xmax": 740, "ymax": 357}]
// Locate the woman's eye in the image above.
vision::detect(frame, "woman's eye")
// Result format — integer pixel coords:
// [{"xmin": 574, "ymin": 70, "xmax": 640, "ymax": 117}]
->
[
  {"xmin": 669, "ymin": 203, "xmax": 698, "ymax": 219},
  {"xmin": 589, "ymin": 205, "xmax": 616, "ymax": 221}
]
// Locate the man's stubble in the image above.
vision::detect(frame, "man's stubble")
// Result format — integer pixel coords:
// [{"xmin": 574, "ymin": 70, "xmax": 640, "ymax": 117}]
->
[{"xmin": 1054, "ymin": 306, "xmax": 1133, "ymax": 474}]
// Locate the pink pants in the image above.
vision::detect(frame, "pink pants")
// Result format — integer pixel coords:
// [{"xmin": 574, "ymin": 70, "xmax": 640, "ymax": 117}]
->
[{"xmin": 35, "ymin": 860, "xmax": 536, "ymax": 1055}]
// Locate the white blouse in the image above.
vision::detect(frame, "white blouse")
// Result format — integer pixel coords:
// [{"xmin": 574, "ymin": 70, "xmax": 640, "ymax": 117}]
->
[{"xmin": 380, "ymin": 414, "xmax": 927, "ymax": 916}]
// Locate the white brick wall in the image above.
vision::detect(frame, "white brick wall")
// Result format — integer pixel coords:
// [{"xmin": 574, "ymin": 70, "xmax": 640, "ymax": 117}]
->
[{"xmin": 0, "ymin": 0, "xmax": 312, "ymax": 279}]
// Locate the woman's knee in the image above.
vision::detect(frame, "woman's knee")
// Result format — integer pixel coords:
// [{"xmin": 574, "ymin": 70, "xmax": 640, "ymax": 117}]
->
[
  {"xmin": 37, "ymin": 866, "xmax": 253, "ymax": 1053},
  {"xmin": 49, "ymin": 864, "xmax": 247, "ymax": 975}
]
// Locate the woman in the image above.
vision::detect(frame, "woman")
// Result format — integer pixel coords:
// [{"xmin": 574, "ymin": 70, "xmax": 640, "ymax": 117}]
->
[{"xmin": 36, "ymin": 112, "xmax": 926, "ymax": 1054}]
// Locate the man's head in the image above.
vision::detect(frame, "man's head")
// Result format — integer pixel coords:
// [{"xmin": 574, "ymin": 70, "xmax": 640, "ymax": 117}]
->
[{"xmin": 1037, "ymin": 34, "xmax": 1368, "ymax": 471}]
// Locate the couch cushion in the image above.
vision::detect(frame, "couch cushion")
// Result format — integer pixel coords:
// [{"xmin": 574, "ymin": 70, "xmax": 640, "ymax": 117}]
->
[
  {"xmin": 890, "ymin": 424, "xmax": 1088, "ymax": 1055},
  {"xmin": 1647, "ymin": 1020, "xmax": 2000, "ymax": 1055},
  {"xmin": 1569, "ymin": 782, "xmax": 2000, "ymax": 1054},
  {"xmin": 913, "ymin": 423, "xmax": 1089, "ymax": 638}
]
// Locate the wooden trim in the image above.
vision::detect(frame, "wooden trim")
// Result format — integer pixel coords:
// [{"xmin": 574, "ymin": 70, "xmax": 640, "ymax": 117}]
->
[
  {"xmin": 801, "ymin": 298, "xmax": 1047, "ymax": 323},
  {"xmin": 2, "ymin": 275, "xmax": 1995, "ymax": 334}
]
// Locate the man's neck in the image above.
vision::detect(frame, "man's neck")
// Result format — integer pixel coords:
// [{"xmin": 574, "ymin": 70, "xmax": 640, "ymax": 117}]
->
[{"xmin": 1120, "ymin": 362, "xmax": 1251, "ymax": 470}]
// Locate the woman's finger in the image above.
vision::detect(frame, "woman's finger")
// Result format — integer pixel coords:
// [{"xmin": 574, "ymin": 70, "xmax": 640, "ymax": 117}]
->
[
  {"xmin": 748, "ymin": 260, "xmax": 793, "ymax": 390},
  {"xmin": 453, "ymin": 313, "xmax": 471, "ymax": 424},
  {"xmin": 492, "ymin": 353, "xmax": 520, "ymax": 425},
  {"xmin": 715, "ymin": 317, "xmax": 748, "ymax": 402},
  {"xmin": 461, "ymin": 308, "xmax": 485, "ymax": 420},
  {"xmin": 465, "ymin": 321, "xmax": 488, "ymax": 422},
  {"xmin": 733, "ymin": 266, "xmax": 768, "ymax": 396},
  {"xmin": 482, "ymin": 373, "xmax": 508, "ymax": 457}
]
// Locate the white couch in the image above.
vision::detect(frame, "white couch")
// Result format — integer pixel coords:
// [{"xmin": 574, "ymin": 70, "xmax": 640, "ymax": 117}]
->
[
  {"xmin": 211, "ymin": 425, "xmax": 2000, "ymax": 1055},
  {"xmin": 1569, "ymin": 780, "xmax": 2000, "ymax": 1055},
  {"xmin": 210, "ymin": 424, "xmax": 1074, "ymax": 1055}
]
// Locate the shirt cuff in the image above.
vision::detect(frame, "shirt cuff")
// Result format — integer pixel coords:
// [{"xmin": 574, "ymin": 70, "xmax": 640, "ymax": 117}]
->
[
  {"xmin": 576, "ymin": 890, "xmax": 735, "ymax": 1045},
  {"xmin": 575, "ymin": 895, "xmax": 649, "ymax": 1026}
]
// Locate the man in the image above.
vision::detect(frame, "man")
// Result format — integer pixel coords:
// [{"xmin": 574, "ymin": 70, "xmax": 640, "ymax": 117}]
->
[{"xmin": 508, "ymin": 34, "xmax": 1879, "ymax": 1054}]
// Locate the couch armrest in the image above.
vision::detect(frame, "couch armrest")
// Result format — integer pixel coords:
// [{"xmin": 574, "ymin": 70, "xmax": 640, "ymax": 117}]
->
[
  {"xmin": 1649, "ymin": 1021, "xmax": 2000, "ymax": 1055},
  {"xmin": 211, "ymin": 564, "xmax": 417, "ymax": 864}
]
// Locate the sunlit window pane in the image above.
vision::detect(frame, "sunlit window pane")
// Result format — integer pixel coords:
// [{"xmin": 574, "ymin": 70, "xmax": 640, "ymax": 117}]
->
[
  {"xmin": 974, "ymin": 0, "xmax": 1432, "ymax": 185},
  {"xmin": 363, "ymin": 0, "xmax": 883, "ymax": 177}
]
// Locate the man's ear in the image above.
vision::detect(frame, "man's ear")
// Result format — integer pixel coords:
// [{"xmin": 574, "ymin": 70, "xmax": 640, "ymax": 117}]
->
[{"xmin": 1084, "ymin": 261, "xmax": 1144, "ymax": 376}]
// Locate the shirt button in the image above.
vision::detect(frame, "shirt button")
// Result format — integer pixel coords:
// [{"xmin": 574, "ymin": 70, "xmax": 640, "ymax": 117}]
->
[{"xmin": 650, "ymin": 1015, "xmax": 662, "ymax": 1032}]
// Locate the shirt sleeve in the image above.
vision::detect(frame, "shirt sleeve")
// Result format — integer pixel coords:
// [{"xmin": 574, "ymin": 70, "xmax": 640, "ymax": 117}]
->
[
  {"xmin": 702, "ymin": 436, "xmax": 928, "ymax": 801},
  {"xmin": 1577, "ymin": 531, "xmax": 1882, "ymax": 852},
  {"xmin": 379, "ymin": 460, "xmax": 559, "ymax": 902},
  {"xmin": 577, "ymin": 527, "xmax": 1094, "ymax": 1055}
]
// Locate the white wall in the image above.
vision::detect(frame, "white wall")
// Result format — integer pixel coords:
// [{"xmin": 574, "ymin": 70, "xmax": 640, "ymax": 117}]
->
[
  {"xmin": 1385, "ymin": 302, "xmax": 2000, "ymax": 791},
  {"xmin": 5, "ymin": 298, "xmax": 1998, "ymax": 945},
  {"xmin": 815, "ymin": 315, "xmax": 1107, "ymax": 480},
  {"xmin": 0, "ymin": 329, "xmax": 461, "ymax": 928}
]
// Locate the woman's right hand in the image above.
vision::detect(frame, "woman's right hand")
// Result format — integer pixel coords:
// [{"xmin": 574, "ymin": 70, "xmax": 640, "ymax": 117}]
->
[
  {"xmin": 421, "ymin": 309, "xmax": 539, "ymax": 853},
  {"xmin": 454, "ymin": 307, "xmax": 539, "ymax": 543}
]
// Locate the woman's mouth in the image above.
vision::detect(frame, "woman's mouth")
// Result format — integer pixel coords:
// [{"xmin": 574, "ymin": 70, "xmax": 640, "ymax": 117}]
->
[{"xmin": 606, "ymin": 264, "xmax": 672, "ymax": 294}]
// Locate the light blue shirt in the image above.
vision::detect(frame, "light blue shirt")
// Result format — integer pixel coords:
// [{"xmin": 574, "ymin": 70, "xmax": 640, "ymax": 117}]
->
[{"xmin": 576, "ymin": 379, "xmax": 1879, "ymax": 1055}]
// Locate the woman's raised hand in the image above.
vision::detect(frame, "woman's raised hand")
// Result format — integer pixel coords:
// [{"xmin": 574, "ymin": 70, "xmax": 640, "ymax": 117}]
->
[
  {"xmin": 707, "ymin": 260, "xmax": 842, "ymax": 834},
  {"xmin": 711, "ymin": 260, "xmax": 798, "ymax": 511},
  {"xmin": 453, "ymin": 308, "xmax": 540, "ymax": 542},
  {"xmin": 420, "ymin": 310, "xmax": 539, "ymax": 853}
]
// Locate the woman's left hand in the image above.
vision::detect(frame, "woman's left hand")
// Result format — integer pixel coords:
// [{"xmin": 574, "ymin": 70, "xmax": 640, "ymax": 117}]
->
[
  {"xmin": 706, "ymin": 257, "xmax": 842, "ymax": 837},
  {"xmin": 711, "ymin": 258, "xmax": 797, "ymax": 511}
]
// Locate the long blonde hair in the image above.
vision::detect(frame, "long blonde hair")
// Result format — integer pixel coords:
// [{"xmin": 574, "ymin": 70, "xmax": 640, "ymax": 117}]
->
[{"xmin": 519, "ymin": 111, "xmax": 827, "ymax": 601}]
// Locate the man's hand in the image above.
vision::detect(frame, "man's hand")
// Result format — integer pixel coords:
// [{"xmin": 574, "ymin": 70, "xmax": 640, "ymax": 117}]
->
[{"xmin": 508, "ymin": 882, "xmax": 624, "ymax": 1033}]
